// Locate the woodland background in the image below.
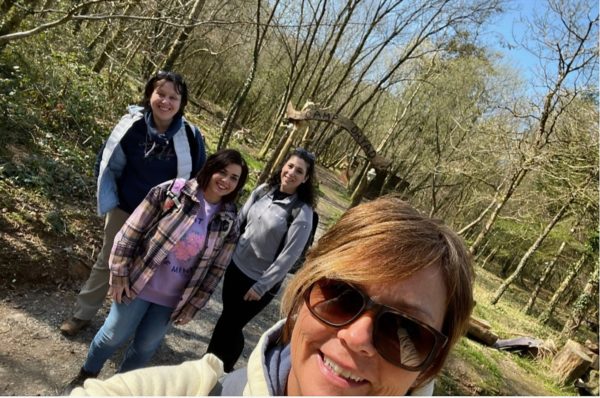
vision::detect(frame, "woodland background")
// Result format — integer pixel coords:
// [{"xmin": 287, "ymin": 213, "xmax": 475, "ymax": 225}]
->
[{"xmin": 0, "ymin": 0, "xmax": 598, "ymax": 395}]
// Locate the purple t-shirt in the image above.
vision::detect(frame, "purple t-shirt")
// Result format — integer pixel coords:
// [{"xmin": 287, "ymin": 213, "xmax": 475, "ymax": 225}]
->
[{"xmin": 138, "ymin": 194, "xmax": 221, "ymax": 308}]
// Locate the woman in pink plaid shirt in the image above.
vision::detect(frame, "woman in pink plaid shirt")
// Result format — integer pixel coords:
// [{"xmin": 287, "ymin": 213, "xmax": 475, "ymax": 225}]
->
[{"xmin": 64, "ymin": 149, "xmax": 248, "ymax": 392}]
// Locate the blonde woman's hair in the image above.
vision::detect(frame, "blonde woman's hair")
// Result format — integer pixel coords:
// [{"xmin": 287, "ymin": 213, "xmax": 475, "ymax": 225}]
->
[{"xmin": 280, "ymin": 196, "xmax": 474, "ymax": 384}]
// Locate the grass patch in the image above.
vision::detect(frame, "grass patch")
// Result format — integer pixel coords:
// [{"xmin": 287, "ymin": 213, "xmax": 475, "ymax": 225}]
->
[{"xmin": 456, "ymin": 340, "xmax": 503, "ymax": 392}]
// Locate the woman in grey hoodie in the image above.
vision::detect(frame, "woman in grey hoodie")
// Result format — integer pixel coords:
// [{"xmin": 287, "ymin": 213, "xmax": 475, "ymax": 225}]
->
[{"xmin": 206, "ymin": 147, "xmax": 317, "ymax": 372}]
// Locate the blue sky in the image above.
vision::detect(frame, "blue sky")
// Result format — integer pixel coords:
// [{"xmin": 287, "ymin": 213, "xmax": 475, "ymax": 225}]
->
[
  {"xmin": 484, "ymin": 0, "xmax": 599, "ymax": 97},
  {"xmin": 482, "ymin": 0, "xmax": 543, "ymax": 84}
]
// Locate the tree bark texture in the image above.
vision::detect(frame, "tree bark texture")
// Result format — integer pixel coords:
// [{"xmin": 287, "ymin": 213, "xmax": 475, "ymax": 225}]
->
[
  {"xmin": 491, "ymin": 196, "xmax": 574, "ymax": 305},
  {"xmin": 539, "ymin": 251, "xmax": 589, "ymax": 324}
]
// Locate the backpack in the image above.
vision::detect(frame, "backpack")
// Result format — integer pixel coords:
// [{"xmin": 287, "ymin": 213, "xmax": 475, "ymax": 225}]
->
[{"xmin": 243, "ymin": 186, "xmax": 318, "ymax": 274}]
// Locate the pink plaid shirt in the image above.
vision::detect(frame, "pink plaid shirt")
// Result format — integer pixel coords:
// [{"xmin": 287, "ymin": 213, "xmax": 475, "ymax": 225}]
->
[{"xmin": 109, "ymin": 178, "xmax": 239, "ymax": 320}]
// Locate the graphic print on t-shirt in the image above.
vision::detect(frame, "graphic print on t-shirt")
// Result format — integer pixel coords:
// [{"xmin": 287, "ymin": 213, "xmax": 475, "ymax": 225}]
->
[{"xmin": 137, "ymin": 196, "xmax": 221, "ymax": 308}]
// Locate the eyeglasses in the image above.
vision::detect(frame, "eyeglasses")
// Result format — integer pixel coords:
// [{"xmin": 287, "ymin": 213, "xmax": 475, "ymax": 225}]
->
[
  {"xmin": 304, "ymin": 279, "xmax": 447, "ymax": 371},
  {"xmin": 295, "ymin": 147, "xmax": 316, "ymax": 162}
]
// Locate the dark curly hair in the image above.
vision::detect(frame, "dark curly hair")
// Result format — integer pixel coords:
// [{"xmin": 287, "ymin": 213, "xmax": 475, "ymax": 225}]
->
[
  {"xmin": 142, "ymin": 71, "xmax": 189, "ymax": 119},
  {"xmin": 267, "ymin": 148, "xmax": 317, "ymax": 208}
]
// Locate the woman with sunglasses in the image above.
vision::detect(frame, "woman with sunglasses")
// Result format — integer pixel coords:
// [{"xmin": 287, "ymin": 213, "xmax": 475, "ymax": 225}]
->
[
  {"xmin": 205, "ymin": 147, "xmax": 317, "ymax": 372},
  {"xmin": 71, "ymin": 196, "xmax": 473, "ymax": 396},
  {"xmin": 60, "ymin": 71, "xmax": 206, "ymax": 337}
]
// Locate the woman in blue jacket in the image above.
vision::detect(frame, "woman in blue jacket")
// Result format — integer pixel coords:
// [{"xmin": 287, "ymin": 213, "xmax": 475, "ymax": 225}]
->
[
  {"xmin": 60, "ymin": 71, "xmax": 206, "ymax": 336},
  {"xmin": 206, "ymin": 148, "xmax": 317, "ymax": 372}
]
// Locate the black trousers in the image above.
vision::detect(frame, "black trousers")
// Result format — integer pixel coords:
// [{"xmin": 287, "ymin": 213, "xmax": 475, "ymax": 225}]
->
[{"xmin": 206, "ymin": 260, "xmax": 281, "ymax": 372}]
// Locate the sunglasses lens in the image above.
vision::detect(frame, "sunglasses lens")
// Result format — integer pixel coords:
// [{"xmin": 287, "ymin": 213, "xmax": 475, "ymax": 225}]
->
[
  {"xmin": 306, "ymin": 279, "xmax": 444, "ymax": 371},
  {"xmin": 375, "ymin": 311, "xmax": 436, "ymax": 369},
  {"xmin": 307, "ymin": 280, "xmax": 364, "ymax": 325}
]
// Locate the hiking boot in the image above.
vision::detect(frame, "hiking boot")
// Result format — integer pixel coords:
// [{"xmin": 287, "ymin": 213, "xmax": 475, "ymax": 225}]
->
[
  {"xmin": 62, "ymin": 367, "xmax": 98, "ymax": 395},
  {"xmin": 59, "ymin": 317, "xmax": 91, "ymax": 336}
]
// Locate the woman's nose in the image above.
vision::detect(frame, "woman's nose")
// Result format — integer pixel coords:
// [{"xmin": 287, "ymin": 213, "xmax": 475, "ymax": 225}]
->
[{"xmin": 337, "ymin": 312, "xmax": 378, "ymax": 358}]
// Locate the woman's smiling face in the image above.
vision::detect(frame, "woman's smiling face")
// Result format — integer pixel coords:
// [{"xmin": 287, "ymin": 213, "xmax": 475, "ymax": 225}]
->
[
  {"xmin": 279, "ymin": 155, "xmax": 309, "ymax": 194},
  {"xmin": 285, "ymin": 264, "xmax": 448, "ymax": 396},
  {"xmin": 149, "ymin": 80, "xmax": 181, "ymax": 129}
]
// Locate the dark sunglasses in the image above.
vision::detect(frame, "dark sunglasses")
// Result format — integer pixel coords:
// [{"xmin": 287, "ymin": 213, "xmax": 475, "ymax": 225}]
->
[{"xmin": 304, "ymin": 279, "xmax": 447, "ymax": 371}]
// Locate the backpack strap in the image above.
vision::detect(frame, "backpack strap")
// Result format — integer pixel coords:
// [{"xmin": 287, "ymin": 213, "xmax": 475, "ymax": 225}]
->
[
  {"xmin": 163, "ymin": 178, "xmax": 186, "ymax": 212},
  {"xmin": 184, "ymin": 120, "xmax": 201, "ymax": 174},
  {"xmin": 143, "ymin": 178, "xmax": 187, "ymax": 239}
]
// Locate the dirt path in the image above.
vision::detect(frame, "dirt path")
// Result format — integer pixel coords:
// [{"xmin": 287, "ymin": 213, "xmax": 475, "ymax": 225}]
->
[{"xmin": 0, "ymin": 275, "xmax": 285, "ymax": 395}]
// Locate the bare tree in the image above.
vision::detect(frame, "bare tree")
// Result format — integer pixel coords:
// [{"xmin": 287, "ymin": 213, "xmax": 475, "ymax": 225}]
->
[
  {"xmin": 93, "ymin": 1, "xmax": 141, "ymax": 73},
  {"xmin": 491, "ymin": 193, "xmax": 576, "ymax": 305},
  {"xmin": 161, "ymin": 0, "xmax": 206, "ymax": 71},
  {"xmin": 217, "ymin": 0, "xmax": 281, "ymax": 150},
  {"xmin": 0, "ymin": 0, "xmax": 109, "ymax": 46},
  {"xmin": 523, "ymin": 205, "xmax": 590, "ymax": 314},
  {"xmin": 258, "ymin": 0, "xmax": 329, "ymax": 159},
  {"xmin": 467, "ymin": 0, "xmax": 599, "ymax": 255},
  {"xmin": 560, "ymin": 261, "xmax": 599, "ymax": 340},
  {"xmin": 539, "ymin": 248, "xmax": 591, "ymax": 324}
]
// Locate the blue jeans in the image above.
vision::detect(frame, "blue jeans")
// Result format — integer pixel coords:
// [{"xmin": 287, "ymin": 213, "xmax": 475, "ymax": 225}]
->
[{"xmin": 82, "ymin": 298, "xmax": 173, "ymax": 374}]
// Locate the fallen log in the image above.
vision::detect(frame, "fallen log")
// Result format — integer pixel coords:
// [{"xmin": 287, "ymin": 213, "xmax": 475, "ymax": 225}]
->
[{"xmin": 467, "ymin": 317, "xmax": 498, "ymax": 346}]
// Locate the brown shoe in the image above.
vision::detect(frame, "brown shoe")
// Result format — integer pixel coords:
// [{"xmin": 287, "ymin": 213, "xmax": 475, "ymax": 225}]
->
[{"xmin": 59, "ymin": 317, "xmax": 91, "ymax": 336}]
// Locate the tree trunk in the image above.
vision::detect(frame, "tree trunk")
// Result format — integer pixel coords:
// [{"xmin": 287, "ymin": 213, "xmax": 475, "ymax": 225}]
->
[
  {"xmin": 560, "ymin": 262, "xmax": 598, "ymax": 339},
  {"xmin": 218, "ymin": 0, "xmax": 281, "ymax": 150},
  {"xmin": 305, "ymin": 0, "xmax": 362, "ymax": 101},
  {"xmin": 258, "ymin": 91, "xmax": 292, "ymax": 159},
  {"xmin": 86, "ymin": 22, "xmax": 109, "ymax": 53},
  {"xmin": 523, "ymin": 241, "xmax": 566, "ymax": 314},
  {"xmin": 161, "ymin": 0, "xmax": 206, "ymax": 71},
  {"xmin": 271, "ymin": 123, "xmax": 301, "ymax": 176},
  {"xmin": 93, "ymin": 28, "xmax": 122, "ymax": 73},
  {"xmin": 551, "ymin": 339, "xmax": 594, "ymax": 385},
  {"xmin": 539, "ymin": 251, "xmax": 589, "ymax": 324},
  {"xmin": 480, "ymin": 247, "xmax": 498, "ymax": 269},
  {"xmin": 470, "ymin": 168, "xmax": 528, "ymax": 255},
  {"xmin": 72, "ymin": 2, "xmax": 94, "ymax": 34},
  {"xmin": 257, "ymin": 124, "xmax": 292, "ymax": 185},
  {"xmin": 321, "ymin": 0, "xmax": 403, "ymax": 107},
  {"xmin": 0, "ymin": 0, "xmax": 42, "ymax": 53},
  {"xmin": 259, "ymin": 0, "xmax": 328, "ymax": 159},
  {"xmin": 348, "ymin": 159, "xmax": 368, "ymax": 192},
  {"xmin": 491, "ymin": 196, "xmax": 573, "ymax": 305},
  {"xmin": 0, "ymin": 0, "xmax": 41, "ymax": 37},
  {"xmin": 467, "ymin": 317, "xmax": 499, "ymax": 346},
  {"xmin": 92, "ymin": 1, "xmax": 139, "ymax": 73}
]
